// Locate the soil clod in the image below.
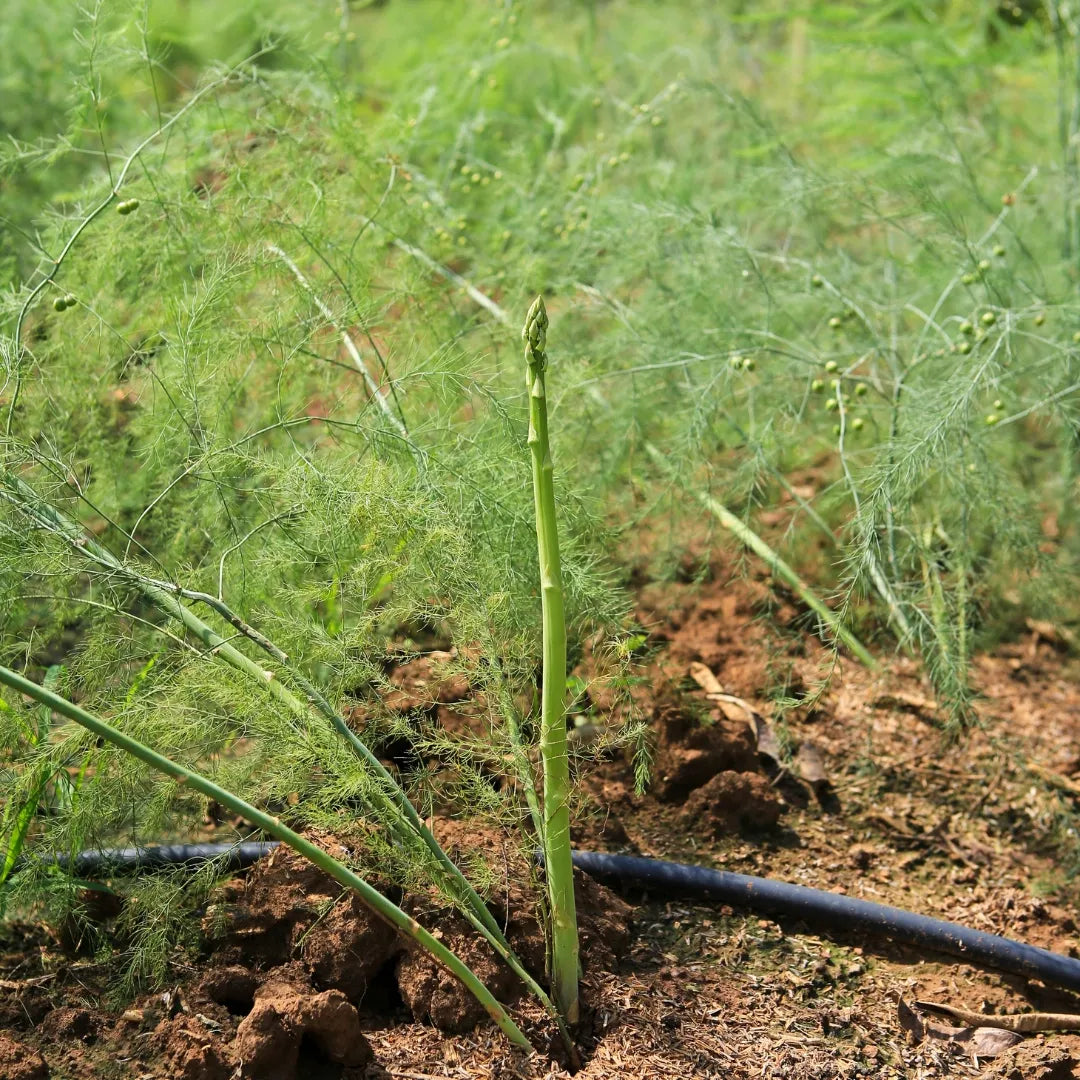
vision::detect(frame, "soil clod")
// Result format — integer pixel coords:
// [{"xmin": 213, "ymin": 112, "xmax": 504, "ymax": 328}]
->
[{"xmin": 234, "ymin": 980, "xmax": 373, "ymax": 1080}]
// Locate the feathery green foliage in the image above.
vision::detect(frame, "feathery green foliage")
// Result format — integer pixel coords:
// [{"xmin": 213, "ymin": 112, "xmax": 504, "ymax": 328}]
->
[{"xmin": 1, "ymin": 0, "xmax": 1080, "ymax": 1014}]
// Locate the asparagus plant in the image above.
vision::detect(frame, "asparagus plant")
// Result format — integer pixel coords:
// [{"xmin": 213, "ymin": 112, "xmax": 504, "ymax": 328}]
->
[
  {"xmin": 0, "ymin": 665, "xmax": 532, "ymax": 1050},
  {"xmin": 522, "ymin": 296, "xmax": 580, "ymax": 1024},
  {"xmin": 0, "ymin": 469, "xmax": 577, "ymax": 1055}
]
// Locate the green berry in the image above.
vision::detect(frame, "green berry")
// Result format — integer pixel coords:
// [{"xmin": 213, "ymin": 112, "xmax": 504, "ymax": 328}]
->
[
  {"xmin": 52, "ymin": 296, "xmax": 68, "ymax": 312},
  {"xmin": 741, "ymin": 356, "xmax": 755, "ymax": 371},
  {"xmin": 117, "ymin": 198, "xmax": 139, "ymax": 215},
  {"xmin": 824, "ymin": 360, "xmax": 839, "ymax": 373},
  {"xmin": 811, "ymin": 379, "xmax": 825, "ymax": 393},
  {"xmin": 825, "ymin": 398, "xmax": 838, "ymax": 411},
  {"xmin": 985, "ymin": 413, "xmax": 999, "ymax": 426},
  {"xmin": 961, "ymin": 272, "xmax": 976, "ymax": 285},
  {"xmin": 956, "ymin": 340, "xmax": 972, "ymax": 354},
  {"xmin": 1035, "ymin": 312, "xmax": 1046, "ymax": 326},
  {"xmin": 978, "ymin": 259, "xmax": 990, "ymax": 272},
  {"xmin": 1073, "ymin": 330, "xmax": 1080, "ymax": 344},
  {"xmin": 993, "ymin": 244, "xmax": 1006, "ymax": 257},
  {"xmin": 828, "ymin": 316, "xmax": 843, "ymax": 330},
  {"xmin": 959, "ymin": 320, "xmax": 974, "ymax": 335},
  {"xmin": 851, "ymin": 417, "xmax": 865, "ymax": 431},
  {"xmin": 854, "ymin": 382, "xmax": 868, "ymax": 396},
  {"xmin": 811, "ymin": 274, "xmax": 824, "ymax": 288},
  {"xmin": 993, "ymin": 399, "xmax": 1003, "ymax": 410},
  {"xmin": 832, "ymin": 424, "xmax": 841, "ymax": 436},
  {"xmin": 981, "ymin": 311, "xmax": 996, "ymax": 326}
]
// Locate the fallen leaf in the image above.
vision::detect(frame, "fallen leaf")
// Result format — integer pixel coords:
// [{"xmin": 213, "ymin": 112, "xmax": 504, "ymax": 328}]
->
[
  {"xmin": 871, "ymin": 691, "xmax": 937, "ymax": 715},
  {"xmin": 959, "ymin": 1027, "xmax": 1023, "ymax": 1057},
  {"xmin": 897, "ymin": 999, "xmax": 1023, "ymax": 1059},
  {"xmin": 752, "ymin": 713, "xmax": 783, "ymax": 768},
  {"xmin": 688, "ymin": 662, "xmax": 723, "ymax": 696},
  {"xmin": 794, "ymin": 742, "xmax": 829, "ymax": 788}
]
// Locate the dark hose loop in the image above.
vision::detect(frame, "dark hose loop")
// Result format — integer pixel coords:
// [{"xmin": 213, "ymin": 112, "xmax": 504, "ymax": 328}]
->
[{"xmin": 17, "ymin": 843, "xmax": 1080, "ymax": 995}]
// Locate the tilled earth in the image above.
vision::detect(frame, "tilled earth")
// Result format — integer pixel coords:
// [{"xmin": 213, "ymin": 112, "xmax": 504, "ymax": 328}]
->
[{"xmin": 3, "ymin": 557, "xmax": 1080, "ymax": 1079}]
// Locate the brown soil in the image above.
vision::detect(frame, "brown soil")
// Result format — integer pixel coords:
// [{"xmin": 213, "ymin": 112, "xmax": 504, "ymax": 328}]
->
[{"xmin": 5, "ymin": 555, "xmax": 1080, "ymax": 1078}]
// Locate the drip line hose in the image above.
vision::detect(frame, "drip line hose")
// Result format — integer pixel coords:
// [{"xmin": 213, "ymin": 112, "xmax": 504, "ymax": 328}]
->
[{"xmin": 16, "ymin": 843, "xmax": 1080, "ymax": 995}]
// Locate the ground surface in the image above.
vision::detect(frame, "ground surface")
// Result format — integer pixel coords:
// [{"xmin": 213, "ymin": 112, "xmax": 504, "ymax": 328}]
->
[{"xmin": 3, "ymin": 558, "xmax": 1080, "ymax": 1079}]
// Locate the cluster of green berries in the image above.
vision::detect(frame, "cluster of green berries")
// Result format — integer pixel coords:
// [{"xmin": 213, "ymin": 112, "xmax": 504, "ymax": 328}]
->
[
  {"xmin": 953, "ymin": 312, "xmax": 996, "ymax": 353},
  {"xmin": 729, "ymin": 353, "xmax": 756, "ymax": 371},
  {"xmin": 557, "ymin": 206, "xmax": 589, "ymax": 242},
  {"xmin": 456, "ymin": 164, "xmax": 502, "ymax": 194},
  {"xmin": 116, "ymin": 198, "xmax": 139, "ymax": 215},
  {"xmin": 826, "ymin": 308, "xmax": 857, "ymax": 330},
  {"xmin": 960, "ymin": 248, "xmax": 1005, "ymax": 284},
  {"xmin": 810, "ymin": 360, "xmax": 871, "ymax": 435},
  {"xmin": 52, "ymin": 293, "xmax": 77, "ymax": 312},
  {"xmin": 434, "ymin": 216, "xmax": 471, "ymax": 248},
  {"xmin": 630, "ymin": 102, "xmax": 664, "ymax": 127},
  {"xmin": 985, "ymin": 398, "xmax": 1006, "ymax": 426}
]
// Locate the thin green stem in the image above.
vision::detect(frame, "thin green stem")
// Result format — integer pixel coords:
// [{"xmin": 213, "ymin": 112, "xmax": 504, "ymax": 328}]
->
[
  {"xmin": 522, "ymin": 296, "xmax": 579, "ymax": 1025},
  {"xmin": 0, "ymin": 665, "xmax": 531, "ymax": 1050},
  {"xmin": 644, "ymin": 443, "xmax": 878, "ymax": 671}
]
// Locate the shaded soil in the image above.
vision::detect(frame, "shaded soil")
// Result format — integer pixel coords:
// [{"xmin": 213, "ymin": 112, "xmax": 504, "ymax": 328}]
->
[{"xmin": 4, "ymin": 555, "xmax": 1080, "ymax": 1078}]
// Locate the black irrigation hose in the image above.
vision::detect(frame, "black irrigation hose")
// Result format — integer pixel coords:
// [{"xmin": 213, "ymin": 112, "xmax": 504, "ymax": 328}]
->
[
  {"xmin": 16, "ymin": 843, "xmax": 1080, "ymax": 995},
  {"xmin": 572, "ymin": 851, "xmax": 1080, "ymax": 995},
  {"xmin": 27, "ymin": 841, "xmax": 279, "ymax": 877}
]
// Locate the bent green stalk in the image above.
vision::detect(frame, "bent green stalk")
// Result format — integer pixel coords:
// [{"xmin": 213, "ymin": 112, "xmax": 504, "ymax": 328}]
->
[
  {"xmin": 0, "ymin": 665, "xmax": 531, "ymax": 1050},
  {"xmin": 522, "ymin": 296, "xmax": 579, "ymax": 1024},
  {"xmin": 643, "ymin": 443, "xmax": 878, "ymax": 671}
]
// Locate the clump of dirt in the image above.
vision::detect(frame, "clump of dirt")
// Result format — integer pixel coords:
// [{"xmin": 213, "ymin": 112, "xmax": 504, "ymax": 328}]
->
[
  {"xmin": 0, "ymin": 1034, "xmax": 48, "ymax": 1080},
  {"xmin": 636, "ymin": 573, "xmax": 776, "ymax": 694},
  {"xmin": 193, "ymin": 965, "xmax": 259, "ymax": 1014},
  {"xmin": 151, "ymin": 1016, "xmax": 230, "ymax": 1080},
  {"xmin": 396, "ymin": 911, "xmax": 516, "ymax": 1033},
  {"xmin": 36, "ymin": 1006, "xmax": 98, "ymax": 1046},
  {"xmin": 984, "ymin": 1040, "xmax": 1076, "ymax": 1080},
  {"xmin": 573, "ymin": 869, "xmax": 633, "ymax": 975},
  {"xmin": 204, "ymin": 837, "xmax": 401, "ymax": 1003},
  {"xmin": 384, "ymin": 651, "xmax": 471, "ymax": 713},
  {"xmin": 681, "ymin": 770, "xmax": 785, "ymax": 834},
  {"xmin": 234, "ymin": 979, "xmax": 372, "ymax": 1080},
  {"xmin": 398, "ymin": 822, "xmax": 633, "ymax": 1032},
  {"xmin": 650, "ymin": 696, "xmax": 759, "ymax": 802}
]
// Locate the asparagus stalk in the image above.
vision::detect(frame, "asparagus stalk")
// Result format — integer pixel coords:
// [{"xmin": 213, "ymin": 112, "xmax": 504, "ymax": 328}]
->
[
  {"xmin": 0, "ymin": 665, "xmax": 532, "ymax": 1050},
  {"xmin": 522, "ymin": 296, "xmax": 579, "ymax": 1024}
]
